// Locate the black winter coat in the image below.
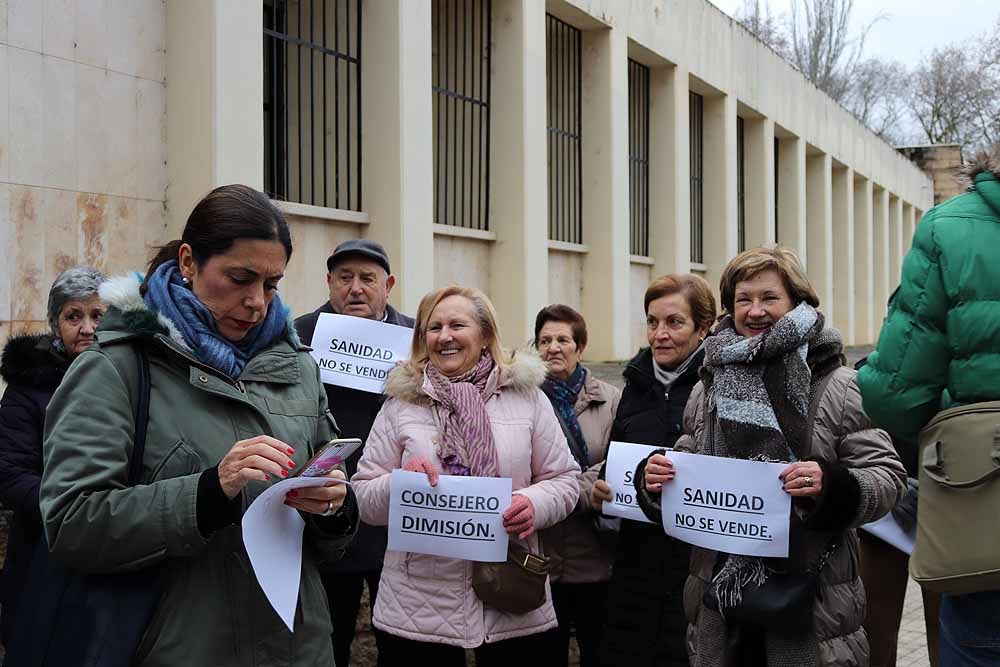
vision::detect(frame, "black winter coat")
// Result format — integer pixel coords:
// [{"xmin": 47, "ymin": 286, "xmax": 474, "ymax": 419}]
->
[
  {"xmin": 294, "ymin": 301, "xmax": 415, "ymax": 574},
  {"xmin": 0, "ymin": 334, "xmax": 70, "ymax": 646},
  {"xmin": 600, "ymin": 346, "xmax": 704, "ymax": 667}
]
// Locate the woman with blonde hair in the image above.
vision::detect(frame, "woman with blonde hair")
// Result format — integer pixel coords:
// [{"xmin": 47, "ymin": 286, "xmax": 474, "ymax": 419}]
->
[
  {"xmin": 353, "ymin": 285, "xmax": 580, "ymax": 666},
  {"xmin": 636, "ymin": 246, "xmax": 905, "ymax": 666}
]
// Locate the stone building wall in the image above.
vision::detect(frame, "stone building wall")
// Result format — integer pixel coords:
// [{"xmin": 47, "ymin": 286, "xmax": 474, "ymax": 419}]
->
[
  {"xmin": 0, "ymin": 0, "xmax": 168, "ymax": 349},
  {"xmin": 898, "ymin": 144, "xmax": 965, "ymax": 207}
]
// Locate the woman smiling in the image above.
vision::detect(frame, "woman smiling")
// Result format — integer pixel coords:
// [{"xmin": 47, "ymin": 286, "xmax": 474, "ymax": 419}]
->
[{"xmin": 353, "ymin": 286, "xmax": 580, "ymax": 666}]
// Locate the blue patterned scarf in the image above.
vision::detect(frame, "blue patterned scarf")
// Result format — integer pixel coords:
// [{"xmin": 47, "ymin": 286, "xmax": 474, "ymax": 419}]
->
[
  {"xmin": 143, "ymin": 260, "xmax": 290, "ymax": 378},
  {"xmin": 541, "ymin": 364, "xmax": 589, "ymax": 467}
]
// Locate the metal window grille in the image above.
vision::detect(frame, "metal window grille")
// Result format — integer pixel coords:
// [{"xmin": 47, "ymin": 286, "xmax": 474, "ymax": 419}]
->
[
  {"xmin": 264, "ymin": 0, "xmax": 361, "ymax": 211},
  {"xmin": 774, "ymin": 136, "xmax": 780, "ymax": 243},
  {"xmin": 433, "ymin": 0, "xmax": 492, "ymax": 231},
  {"xmin": 689, "ymin": 92, "xmax": 704, "ymax": 264},
  {"xmin": 629, "ymin": 59, "xmax": 650, "ymax": 257},
  {"xmin": 546, "ymin": 15, "xmax": 582, "ymax": 244},
  {"xmin": 737, "ymin": 116, "xmax": 746, "ymax": 252}
]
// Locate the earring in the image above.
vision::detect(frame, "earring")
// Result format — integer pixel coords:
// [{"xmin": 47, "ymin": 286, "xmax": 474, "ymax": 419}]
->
[{"xmin": 182, "ymin": 276, "xmax": 190, "ymax": 286}]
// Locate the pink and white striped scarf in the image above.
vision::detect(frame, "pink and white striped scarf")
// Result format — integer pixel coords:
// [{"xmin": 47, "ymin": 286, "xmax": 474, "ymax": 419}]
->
[{"xmin": 424, "ymin": 351, "xmax": 499, "ymax": 477}]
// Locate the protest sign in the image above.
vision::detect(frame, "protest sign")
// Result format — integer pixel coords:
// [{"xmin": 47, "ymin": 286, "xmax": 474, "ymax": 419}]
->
[
  {"xmin": 660, "ymin": 451, "xmax": 791, "ymax": 558},
  {"xmin": 602, "ymin": 441, "xmax": 662, "ymax": 524},
  {"xmin": 861, "ymin": 513, "xmax": 915, "ymax": 555},
  {"xmin": 242, "ymin": 476, "xmax": 351, "ymax": 632},
  {"xmin": 388, "ymin": 470, "xmax": 511, "ymax": 562},
  {"xmin": 309, "ymin": 313, "xmax": 412, "ymax": 394}
]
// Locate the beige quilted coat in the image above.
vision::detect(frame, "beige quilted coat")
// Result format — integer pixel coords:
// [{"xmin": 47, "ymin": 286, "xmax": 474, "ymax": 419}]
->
[
  {"xmin": 352, "ymin": 352, "xmax": 580, "ymax": 648},
  {"xmin": 538, "ymin": 369, "xmax": 621, "ymax": 584}
]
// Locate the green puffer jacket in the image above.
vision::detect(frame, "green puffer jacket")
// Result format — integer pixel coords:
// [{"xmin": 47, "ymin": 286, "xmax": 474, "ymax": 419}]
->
[
  {"xmin": 858, "ymin": 158, "xmax": 1000, "ymax": 446},
  {"xmin": 39, "ymin": 276, "xmax": 358, "ymax": 667}
]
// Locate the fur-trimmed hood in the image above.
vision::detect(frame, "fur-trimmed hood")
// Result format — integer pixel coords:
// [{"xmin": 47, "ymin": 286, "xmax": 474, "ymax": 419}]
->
[
  {"xmin": 963, "ymin": 143, "xmax": 1000, "ymax": 184},
  {"xmin": 97, "ymin": 274, "xmax": 302, "ymax": 351},
  {"xmin": 385, "ymin": 349, "xmax": 547, "ymax": 405},
  {"xmin": 0, "ymin": 334, "xmax": 69, "ymax": 389}
]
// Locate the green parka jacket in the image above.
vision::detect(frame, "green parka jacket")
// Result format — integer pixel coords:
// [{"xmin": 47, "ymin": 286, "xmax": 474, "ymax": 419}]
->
[
  {"xmin": 39, "ymin": 276, "xmax": 358, "ymax": 667},
  {"xmin": 858, "ymin": 156, "xmax": 1000, "ymax": 447}
]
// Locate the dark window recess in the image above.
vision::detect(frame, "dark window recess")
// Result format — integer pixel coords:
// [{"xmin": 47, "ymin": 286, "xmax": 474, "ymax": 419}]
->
[
  {"xmin": 689, "ymin": 91, "xmax": 704, "ymax": 264},
  {"xmin": 774, "ymin": 136, "xmax": 780, "ymax": 243},
  {"xmin": 433, "ymin": 0, "xmax": 492, "ymax": 231},
  {"xmin": 629, "ymin": 59, "xmax": 650, "ymax": 257},
  {"xmin": 737, "ymin": 116, "xmax": 746, "ymax": 252},
  {"xmin": 546, "ymin": 14, "xmax": 583, "ymax": 244},
  {"xmin": 264, "ymin": 0, "xmax": 361, "ymax": 211}
]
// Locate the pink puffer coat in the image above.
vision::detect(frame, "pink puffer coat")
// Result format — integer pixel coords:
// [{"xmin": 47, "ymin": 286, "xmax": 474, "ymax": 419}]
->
[{"xmin": 352, "ymin": 352, "xmax": 581, "ymax": 648}]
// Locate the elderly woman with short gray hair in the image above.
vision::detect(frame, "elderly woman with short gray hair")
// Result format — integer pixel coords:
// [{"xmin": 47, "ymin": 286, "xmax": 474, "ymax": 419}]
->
[{"xmin": 0, "ymin": 266, "xmax": 106, "ymax": 646}]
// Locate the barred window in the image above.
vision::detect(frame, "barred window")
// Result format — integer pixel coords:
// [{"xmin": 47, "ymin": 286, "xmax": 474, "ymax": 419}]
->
[
  {"xmin": 737, "ymin": 116, "xmax": 746, "ymax": 252},
  {"xmin": 433, "ymin": 0, "xmax": 492, "ymax": 230},
  {"xmin": 264, "ymin": 0, "xmax": 362, "ymax": 211},
  {"xmin": 629, "ymin": 59, "xmax": 650, "ymax": 257},
  {"xmin": 546, "ymin": 15, "xmax": 582, "ymax": 244},
  {"xmin": 774, "ymin": 136, "xmax": 780, "ymax": 243},
  {"xmin": 689, "ymin": 92, "xmax": 704, "ymax": 264}
]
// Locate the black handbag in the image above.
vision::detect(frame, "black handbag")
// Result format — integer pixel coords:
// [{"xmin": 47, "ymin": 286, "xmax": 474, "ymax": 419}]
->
[
  {"xmin": 702, "ymin": 537, "xmax": 839, "ymax": 637},
  {"xmin": 6, "ymin": 346, "xmax": 165, "ymax": 667}
]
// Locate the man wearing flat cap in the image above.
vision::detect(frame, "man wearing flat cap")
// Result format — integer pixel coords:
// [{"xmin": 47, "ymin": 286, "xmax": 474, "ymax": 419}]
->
[{"xmin": 295, "ymin": 239, "xmax": 413, "ymax": 666}]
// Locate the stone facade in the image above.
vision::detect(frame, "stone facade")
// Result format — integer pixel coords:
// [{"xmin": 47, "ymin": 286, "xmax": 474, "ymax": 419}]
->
[
  {"xmin": 898, "ymin": 144, "xmax": 965, "ymax": 206},
  {"xmin": 0, "ymin": 0, "xmax": 168, "ymax": 348}
]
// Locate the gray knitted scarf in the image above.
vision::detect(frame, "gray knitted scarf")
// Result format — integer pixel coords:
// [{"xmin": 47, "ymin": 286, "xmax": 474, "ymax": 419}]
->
[{"xmin": 699, "ymin": 302, "xmax": 843, "ymax": 663}]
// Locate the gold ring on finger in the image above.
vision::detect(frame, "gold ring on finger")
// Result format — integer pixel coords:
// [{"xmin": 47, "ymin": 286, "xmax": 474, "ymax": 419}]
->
[{"xmin": 803, "ymin": 476, "xmax": 813, "ymax": 487}]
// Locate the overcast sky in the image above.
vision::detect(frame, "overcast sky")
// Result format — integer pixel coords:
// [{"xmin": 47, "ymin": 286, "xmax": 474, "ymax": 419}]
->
[{"xmin": 707, "ymin": 0, "xmax": 1000, "ymax": 66}]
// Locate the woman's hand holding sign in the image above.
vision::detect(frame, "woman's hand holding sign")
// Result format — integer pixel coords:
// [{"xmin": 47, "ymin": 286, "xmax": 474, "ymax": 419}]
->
[
  {"xmin": 780, "ymin": 461, "xmax": 823, "ymax": 497},
  {"xmin": 591, "ymin": 479, "xmax": 612, "ymax": 510},
  {"xmin": 403, "ymin": 456, "xmax": 440, "ymax": 487},
  {"xmin": 645, "ymin": 453, "xmax": 676, "ymax": 493},
  {"xmin": 503, "ymin": 494, "xmax": 536, "ymax": 539}
]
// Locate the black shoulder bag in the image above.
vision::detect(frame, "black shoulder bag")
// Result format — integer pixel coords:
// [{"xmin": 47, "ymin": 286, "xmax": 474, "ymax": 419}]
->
[
  {"xmin": 702, "ymin": 370, "xmax": 840, "ymax": 637},
  {"xmin": 7, "ymin": 346, "xmax": 165, "ymax": 667}
]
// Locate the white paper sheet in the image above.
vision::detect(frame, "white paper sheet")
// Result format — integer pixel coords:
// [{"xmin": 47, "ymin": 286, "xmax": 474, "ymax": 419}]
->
[
  {"xmin": 602, "ymin": 441, "xmax": 662, "ymax": 524},
  {"xmin": 660, "ymin": 451, "xmax": 792, "ymax": 558},
  {"xmin": 861, "ymin": 512, "xmax": 915, "ymax": 555},
  {"xmin": 309, "ymin": 313, "xmax": 413, "ymax": 394},
  {"xmin": 387, "ymin": 470, "xmax": 512, "ymax": 562},
  {"xmin": 242, "ymin": 476, "xmax": 350, "ymax": 632}
]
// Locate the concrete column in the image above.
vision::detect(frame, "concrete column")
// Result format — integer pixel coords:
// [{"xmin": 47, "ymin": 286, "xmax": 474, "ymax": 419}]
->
[
  {"xmin": 806, "ymin": 153, "xmax": 833, "ymax": 321},
  {"xmin": 889, "ymin": 195, "xmax": 903, "ymax": 292},
  {"xmin": 853, "ymin": 177, "xmax": 874, "ymax": 344},
  {"xmin": 873, "ymin": 187, "xmax": 890, "ymax": 326},
  {"xmin": 488, "ymin": 0, "xmax": 549, "ymax": 345},
  {"xmin": 903, "ymin": 202, "xmax": 915, "ymax": 255},
  {"xmin": 649, "ymin": 64, "xmax": 690, "ymax": 276},
  {"xmin": 166, "ymin": 0, "xmax": 264, "ymax": 233},
  {"xmin": 701, "ymin": 92, "xmax": 738, "ymax": 292},
  {"xmin": 580, "ymin": 27, "xmax": 631, "ymax": 360},
  {"xmin": 831, "ymin": 166, "xmax": 854, "ymax": 344},
  {"xmin": 361, "ymin": 0, "xmax": 435, "ymax": 314},
  {"xmin": 776, "ymin": 135, "xmax": 807, "ymax": 258},
  {"xmin": 745, "ymin": 117, "xmax": 775, "ymax": 248}
]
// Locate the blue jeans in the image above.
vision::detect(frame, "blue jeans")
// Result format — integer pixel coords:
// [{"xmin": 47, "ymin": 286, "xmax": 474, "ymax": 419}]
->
[{"xmin": 940, "ymin": 590, "xmax": 1000, "ymax": 666}]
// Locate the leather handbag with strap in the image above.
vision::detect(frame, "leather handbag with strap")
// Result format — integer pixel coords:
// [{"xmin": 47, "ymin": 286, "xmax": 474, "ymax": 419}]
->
[
  {"xmin": 6, "ymin": 345, "xmax": 164, "ymax": 667},
  {"xmin": 910, "ymin": 400, "xmax": 1000, "ymax": 594},
  {"xmin": 471, "ymin": 542, "xmax": 552, "ymax": 614}
]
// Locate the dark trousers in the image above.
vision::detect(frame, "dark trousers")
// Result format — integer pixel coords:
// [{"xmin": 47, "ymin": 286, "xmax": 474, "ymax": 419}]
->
[
  {"xmin": 378, "ymin": 631, "xmax": 541, "ymax": 667},
  {"xmin": 859, "ymin": 530, "xmax": 941, "ymax": 667},
  {"xmin": 322, "ymin": 570, "xmax": 384, "ymax": 667},
  {"xmin": 539, "ymin": 582, "xmax": 608, "ymax": 667}
]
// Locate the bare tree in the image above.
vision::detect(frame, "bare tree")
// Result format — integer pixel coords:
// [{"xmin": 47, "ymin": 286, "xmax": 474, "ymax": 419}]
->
[
  {"xmin": 844, "ymin": 58, "xmax": 909, "ymax": 144},
  {"xmin": 735, "ymin": 0, "xmax": 788, "ymax": 55},
  {"xmin": 786, "ymin": 0, "xmax": 881, "ymax": 102}
]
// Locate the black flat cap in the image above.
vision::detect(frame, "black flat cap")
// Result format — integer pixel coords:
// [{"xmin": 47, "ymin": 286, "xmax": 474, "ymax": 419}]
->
[{"xmin": 326, "ymin": 239, "xmax": 392, "ymax": 274}]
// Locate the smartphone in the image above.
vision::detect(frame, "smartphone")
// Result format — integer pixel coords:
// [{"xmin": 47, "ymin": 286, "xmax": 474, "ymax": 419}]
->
[{"xmin": 293, "ymin": 438, "xmax": 364, "ymax": 478}]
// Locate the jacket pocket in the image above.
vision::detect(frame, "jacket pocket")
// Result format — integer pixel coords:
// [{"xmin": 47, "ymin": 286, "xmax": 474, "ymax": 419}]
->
[
  {"xmin": 149, "ymin": 440, "xmax": 202, "ymax": 482},
  {"xmin": 265, "ymin": 397, "xmax": 320, "ymax": 417}
]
